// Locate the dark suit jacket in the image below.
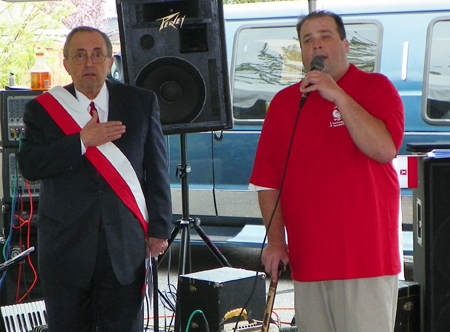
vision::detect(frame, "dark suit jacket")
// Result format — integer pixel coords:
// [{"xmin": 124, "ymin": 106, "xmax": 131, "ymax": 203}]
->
[{"xmin": 17, "ymin": 79, "xmax": 172, "ymax": 287}]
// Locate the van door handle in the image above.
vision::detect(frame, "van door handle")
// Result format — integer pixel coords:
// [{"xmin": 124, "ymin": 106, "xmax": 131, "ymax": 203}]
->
[
  {"xmin": 214, "ymin": 131, "xmax": 224, "ymax": 141},
  {"xmin": 402, "ymin": 41, "xmax": 409, "ymax": 81}
]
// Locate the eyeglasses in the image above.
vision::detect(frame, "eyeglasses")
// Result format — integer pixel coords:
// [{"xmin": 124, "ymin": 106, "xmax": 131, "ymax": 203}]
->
[{"xmin": 67, "ymin": 52, "xmax": 109, "ymax": 65}]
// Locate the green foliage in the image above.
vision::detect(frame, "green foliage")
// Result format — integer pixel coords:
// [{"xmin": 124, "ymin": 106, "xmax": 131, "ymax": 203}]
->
[
  {"xmin": 0, "ymin": 2, "xmax": 74, "ymax": 88},
  {"xmin": 0, "ymin": 0, "xmax": 293, "ymax": 88},
  {"xmin": 0, "ymin": 0, "xmax": 107, "ymax": 89}
]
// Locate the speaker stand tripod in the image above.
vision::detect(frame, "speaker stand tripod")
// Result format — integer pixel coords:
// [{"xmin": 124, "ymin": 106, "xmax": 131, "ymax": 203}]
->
[
  {"xmin": 153, "ymin": 133, "xmax": 231, "ymax": 332},
  {"xmin": 168, "ymin": 133, "xmax": 230, "ymax": 274}
]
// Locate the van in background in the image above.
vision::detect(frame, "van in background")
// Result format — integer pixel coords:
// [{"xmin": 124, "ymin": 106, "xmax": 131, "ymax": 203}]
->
[{"xmin": 114, "ymin": 0, "xmax": 450, "ymax": 247}]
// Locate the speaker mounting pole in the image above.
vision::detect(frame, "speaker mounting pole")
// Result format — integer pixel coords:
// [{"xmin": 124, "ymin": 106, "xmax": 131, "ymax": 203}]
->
[
  {"xmin": 166, "ymin": 133, "xmax": 231, "ymax": 275},
  {"xmin": 153, "ymin": 134, "xmax": 230, "ymax": 332}
]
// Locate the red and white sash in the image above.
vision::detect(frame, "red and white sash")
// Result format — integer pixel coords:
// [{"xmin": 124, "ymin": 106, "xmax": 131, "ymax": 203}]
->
[{"xmin": 36, "ymin": 86, "xmax": 149, "ymax": 235}]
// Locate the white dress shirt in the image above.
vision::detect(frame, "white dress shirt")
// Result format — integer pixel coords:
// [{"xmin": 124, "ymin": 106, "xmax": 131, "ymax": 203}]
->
[{"xmin": 76, "ymin": 83, "xmax": 109, "ymax": 154}]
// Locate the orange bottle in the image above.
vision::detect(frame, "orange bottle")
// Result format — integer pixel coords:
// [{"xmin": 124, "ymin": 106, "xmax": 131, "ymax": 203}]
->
[{"xmin": 30, "ymin": 52, "xmax": 51, "ymax": 90}]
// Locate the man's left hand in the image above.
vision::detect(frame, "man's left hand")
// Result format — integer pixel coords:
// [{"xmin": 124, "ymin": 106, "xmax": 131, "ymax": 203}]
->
[{"xmin": 146, "ymin": 237, "xmax": 169, "ymax": 258}]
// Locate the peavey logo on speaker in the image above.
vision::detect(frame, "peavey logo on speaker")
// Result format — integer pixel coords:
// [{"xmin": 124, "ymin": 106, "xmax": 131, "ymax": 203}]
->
[{"xmin": 157, "ymin": 12, "xmax": 186, "ymax": 31}]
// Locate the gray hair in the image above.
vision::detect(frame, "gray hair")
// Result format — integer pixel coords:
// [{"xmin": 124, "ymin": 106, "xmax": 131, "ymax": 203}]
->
[{"xmin": 63, "ymin": 26, "xmax": 113, "ymax": 58}]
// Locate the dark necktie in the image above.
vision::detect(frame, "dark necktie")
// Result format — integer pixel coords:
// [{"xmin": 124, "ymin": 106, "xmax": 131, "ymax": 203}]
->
[
  {"xmin": 90, "ymin": 101, "xmax": 99, "ymax": 123},
  {"xmin": 89, "ymin": 101, "xmax": 101, "ymax": 178}
]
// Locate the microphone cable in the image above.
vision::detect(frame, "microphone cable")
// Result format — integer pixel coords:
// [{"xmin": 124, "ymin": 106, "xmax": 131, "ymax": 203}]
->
[
  {"xmin": 233, "ymin": 56, "xmax": 325, "ymax": 332},
  {"xmin": 229, "ymin": 102, "xmax": 305, "ymax": 332},
  {"xmin": 261, "ymin": 56, "xmax": 324, "ymax": 251},
  {"xmin": 259, "ymin": 80, "xmax": 309, "ymax": 261},
  {"xmin": 237, "ymin": 83, "xmax": 308, "ymax": 332}
]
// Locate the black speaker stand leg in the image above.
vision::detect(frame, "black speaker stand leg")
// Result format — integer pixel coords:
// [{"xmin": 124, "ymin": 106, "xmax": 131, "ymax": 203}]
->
[
  {"xmin": 153, "ymin": 133, "xmax": 232, "ymax": 332},
  {"xmin": 161, "ymin": 133, "xmax": 231, "ymax": 274},
  {"xmin": 151, "ymin": 257, "xmax": 159, "ymax": 332},
  {"xmin": 191, "ymin": 217, "xmax": 231, "ymax": 268}
]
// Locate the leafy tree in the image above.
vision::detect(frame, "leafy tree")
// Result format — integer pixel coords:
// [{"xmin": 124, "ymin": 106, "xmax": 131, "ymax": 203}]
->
[
  {"xmin": 57, "ymin": 0, "xmax": 107, "ymax": 30},
  {"xmin": 0, "ymin": 0, "xmax": 107, "ymax": 89}
]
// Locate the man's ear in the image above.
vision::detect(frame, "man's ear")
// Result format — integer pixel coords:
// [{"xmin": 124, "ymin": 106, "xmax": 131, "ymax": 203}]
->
[
  {"xmin": 107, "ymin": 57, "xmax": 114, "ymax": 71},
  {"xmin": 63, "ymin": 58, "xmax": 69, "ymax": 74},
  {"xmin": 343, "ymin": 38, "xmax": 350, "ymax": 53}
]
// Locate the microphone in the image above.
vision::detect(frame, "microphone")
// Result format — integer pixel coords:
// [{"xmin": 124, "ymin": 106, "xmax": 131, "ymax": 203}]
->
[
  {"xmin": 310, "ymin": 55, "xmax": 325, "ymax": 72},
  {"xmin": 299, "ymin": 56, "xmax": 324, "ymax": 107}
]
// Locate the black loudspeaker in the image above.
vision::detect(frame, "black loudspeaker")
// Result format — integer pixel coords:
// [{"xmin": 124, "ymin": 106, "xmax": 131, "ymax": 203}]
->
[
  {"xmin": 413, "ymin": 157, "xmax": 450, "ymax": 332},
  {"xmin": 116, "ymin": 0, "xmax": 232, "ymax": 135},
  {"xmin": 177, "ymin": 267, "xmax": 266, "ymax": 332}
]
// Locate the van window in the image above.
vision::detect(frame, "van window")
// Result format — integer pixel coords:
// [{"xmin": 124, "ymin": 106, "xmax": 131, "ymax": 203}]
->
[
  {"xmin": 232, "ymin": 24, "xmax": 299, "ymax": 121},
  {"xmin": 231, "ymin": 21, "xmax": 381, "ymax": 121},
  {"xmin": 423, "ymin": 18, "xmax": 450, "ymax": 123}
]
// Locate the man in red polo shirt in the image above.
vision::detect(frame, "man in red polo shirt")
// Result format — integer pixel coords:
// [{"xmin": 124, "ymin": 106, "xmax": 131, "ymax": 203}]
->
[{"xmin": 250, "ymin": 10, "xmax": 404, "ymax": 332}]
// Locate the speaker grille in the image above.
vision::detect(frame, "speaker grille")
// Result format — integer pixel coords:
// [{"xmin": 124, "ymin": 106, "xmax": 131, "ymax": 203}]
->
[
  {"xmin": 116, "ymin": 0, "xmax": 232, "ymax": 135},
  {"xmin": 136, "ymin": 57, "xmax": 206, "ymax": 125}
]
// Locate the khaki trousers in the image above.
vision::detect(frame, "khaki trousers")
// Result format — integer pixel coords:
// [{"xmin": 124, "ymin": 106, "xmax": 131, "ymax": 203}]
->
[{"xmin": 294, "ymin": 275, "xmax": 398, "ymax": 332}]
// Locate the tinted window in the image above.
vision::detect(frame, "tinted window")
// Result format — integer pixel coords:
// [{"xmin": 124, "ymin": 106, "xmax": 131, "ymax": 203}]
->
[
  {"xmin": 232, "ymin": 22, "xmax": 381, "ymax": 121},
  {"xmin": 424, "ymin": 18, "xmax": 450, "ymax": 122}
]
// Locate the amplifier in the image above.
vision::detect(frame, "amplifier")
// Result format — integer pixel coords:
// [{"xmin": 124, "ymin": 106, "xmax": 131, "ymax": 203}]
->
[
  {"xmin": 1, "ymin": 147, "xmax": 40, "ymax": 204},
  {"xmin": 177, "ymin": 267, "xmax": 266, "ymax": 332},
  {"xmin": 0, "ymin": 90, "xmax": 42, "ymax": 148},
  {"xmin": 395, "ymin": 281, "xmax": 420, "ymax": 332}
]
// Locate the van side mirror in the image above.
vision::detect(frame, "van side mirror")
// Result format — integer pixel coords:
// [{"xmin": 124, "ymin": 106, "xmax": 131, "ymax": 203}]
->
[{"xmin": 110, "ymin": 53, "xmax": 123, "ymax": 82}]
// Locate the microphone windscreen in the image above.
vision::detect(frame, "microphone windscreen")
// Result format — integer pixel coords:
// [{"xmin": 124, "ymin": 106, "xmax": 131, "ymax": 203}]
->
[{"xmin": 310, "ymin": 56, "xmax": 324, "ymax": 71}]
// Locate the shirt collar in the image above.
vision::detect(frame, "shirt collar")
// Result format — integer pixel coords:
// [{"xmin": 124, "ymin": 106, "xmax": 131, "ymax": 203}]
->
[{"xmin": 75, "ymin": 83, "xmax": 109, "ymax": 114}]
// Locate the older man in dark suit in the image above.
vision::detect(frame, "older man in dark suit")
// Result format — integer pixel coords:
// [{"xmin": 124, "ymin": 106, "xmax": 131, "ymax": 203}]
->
[{"xmin": 18, "ymin": 26, "xmax": 172, "ymax": 332}]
